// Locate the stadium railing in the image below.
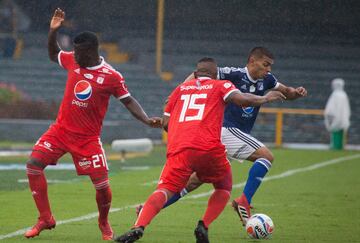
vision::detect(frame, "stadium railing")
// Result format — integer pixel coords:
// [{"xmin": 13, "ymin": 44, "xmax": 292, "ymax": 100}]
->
[
  {"xmin": 161, "ymin": 108, "xmax": 325, "ymax": 147},
  {"xmin": 260, "ymin": 108, "xmax": 324, "ymax": 147}
]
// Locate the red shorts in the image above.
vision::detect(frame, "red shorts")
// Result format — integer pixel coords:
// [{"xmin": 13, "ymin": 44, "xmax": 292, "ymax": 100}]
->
[
  {"xmin": 157, "ymin": 148, "xmax": 231, "ymax": 192},
  {"xmin": 31, "ymin": 124, "xmax": 108, "ymax": 175}
]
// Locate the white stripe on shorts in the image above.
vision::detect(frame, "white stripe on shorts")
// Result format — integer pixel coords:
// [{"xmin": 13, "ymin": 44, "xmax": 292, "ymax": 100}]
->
[{"xmin": 221, "ymin": 127, "xmax": 264, "ymax": 161}]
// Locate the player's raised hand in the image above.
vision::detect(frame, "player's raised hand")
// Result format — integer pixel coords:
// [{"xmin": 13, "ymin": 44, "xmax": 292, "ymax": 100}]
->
[
  {"xmin": 295, "ymin": 86, "xmax": 307, "ymax": 97},
  {"xmin": 50, "ymin": 8, "xmax": 65, "ymax": 30},
  {"xmin": 265, "ymin": 91, "xmax": 286, "ymax": 103},
  {"xmin": 147, "ymin": 117, "xmax": 163, "ymax": 128}
]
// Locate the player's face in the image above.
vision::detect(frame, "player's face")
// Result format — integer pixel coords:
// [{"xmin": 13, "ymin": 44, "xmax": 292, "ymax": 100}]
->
[{"xmin": 251, "ymin": 56, "xmax": 274, "ymax": 79}]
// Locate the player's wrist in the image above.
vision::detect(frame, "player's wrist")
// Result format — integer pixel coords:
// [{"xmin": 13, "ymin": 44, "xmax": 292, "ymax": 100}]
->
[
  {"xmin": 49, "ymin": 27, "xmax": 59, "ymax": 32},
  {"xmin": 263, "ymin": 95, "xmax": 270, "ymax": 103}
]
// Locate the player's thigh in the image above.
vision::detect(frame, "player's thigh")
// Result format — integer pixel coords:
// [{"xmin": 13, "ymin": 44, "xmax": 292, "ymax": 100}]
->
[
  {"xmin": 190, "ymin": 148, "xmax": 231, "ymax": 185},
  {"xmin": 157, "ymin": 153, "xmax": 193, "ymax": 193},
  {"xmin": 185, "ymin": 172, "xmax": 203, "ymax": 192},
  {"xmin": 221, "ymin": 127, "xmax": 265, "ymax": 161},
  {"xmin": 30, "ymin": 129, "xmax": 67, "ymax": 167},
  {"xmin": 70, "ymin": 138, "xmax": 109, "ymax": 176}
]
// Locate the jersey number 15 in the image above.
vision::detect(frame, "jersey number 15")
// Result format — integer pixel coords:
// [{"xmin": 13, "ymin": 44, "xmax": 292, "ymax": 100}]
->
[{"xmin": 179, "ymin": 94, "xmax": 207, "ymax": 122}]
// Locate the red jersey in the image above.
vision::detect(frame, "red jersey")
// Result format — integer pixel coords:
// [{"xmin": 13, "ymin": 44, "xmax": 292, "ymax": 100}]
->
[
  {"xmin": 56, "ymin": 51, "xmax": 130, "ymax": 137},
  {"xmin": 164, "ymin": 77, "xmax": 238, "ymax": 156}
]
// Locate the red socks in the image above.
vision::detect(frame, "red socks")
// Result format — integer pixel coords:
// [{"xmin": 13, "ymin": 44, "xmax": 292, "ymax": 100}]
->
[
  {"xmin": 202, "ymin": 189, "xmax": 230, "ymax": 228},
  {"xmin": 135, "ymin": 190, "xmax": 167, "ymax": 227},
  {"xmin": 96, "ymin": 186, "xmax": 112, "ymax": 223},
  {"xmin": 91, "ymin": 174, "xmax": 112, "ymax": 224},
  {"xmin": 26, "ymin": 164, "xmax": 52, "ymax": 220}
]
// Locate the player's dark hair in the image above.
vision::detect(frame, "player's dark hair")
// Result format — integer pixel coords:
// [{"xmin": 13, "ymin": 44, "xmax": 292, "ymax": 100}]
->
[
  {"xmin": 73, "ymin": 31, "xmax": 99, "ymax": 48},
  {"xmin": 195, "ymin": 57, "xmax": 217, "ymax": 78},
  {"xmin": 248, "ymin": 47, "xmax": 274, "ymax": 61},
  {"xmin": 197, "ymin": 57, "xmax": 216, "ymax": 64}
]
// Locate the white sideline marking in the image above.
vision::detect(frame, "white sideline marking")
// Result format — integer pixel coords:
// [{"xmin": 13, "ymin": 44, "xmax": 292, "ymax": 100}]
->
[
  {"xmin": 0, "ymin": 151, "xmax": 30, "ymax": 156},
  {"xmin": 0, "ymin": 164, "xmax": 149, "ymax": 171},
  {"xmin": 141, "ymin": 180, "xmax": 158, "ymax": 186},
  {"xmin": 0, "ymin": 164, "xmax": 75, "ymax": 170},
  {"xmin": 0, "ymin": 205, "xmax": 139, "ymax": 240},
  {"xmin": 1, "ymin": 154, "xmax": 359, "ymax": 240},
  {"xmin": 183, "ymin": 154, "xmax": 360, "ymax": 199},
  {"xmin": 17, "ymin": 179, "xmax": 80, "ymax": 184},
  {"xmin": 122, "ymin": 166, "xmax": 150, "ymax": 171}
]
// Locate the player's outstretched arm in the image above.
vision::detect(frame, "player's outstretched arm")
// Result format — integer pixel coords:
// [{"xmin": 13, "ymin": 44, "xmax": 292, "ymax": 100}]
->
[
  {"xmin": 120, "ymin": 96, "xmax": 162, "ymax": 128},
  {"xmin": 48, "ymin": 8, "xmax": 65, "ymax": 63},
  {"xmin": 275, "ymin": 83, "xmax": 307, "ymax": 100},
  {"xmin": 227, "ymin": 90, "xmax": 286, "ymax": 107},
  {"xmin": 162, "ymin": 115, "xmax": 169, "ymax": 132}
]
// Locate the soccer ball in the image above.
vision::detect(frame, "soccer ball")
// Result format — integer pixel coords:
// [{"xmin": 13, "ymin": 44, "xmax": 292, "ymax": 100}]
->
[{"xmin": 245, "ymin": 213, "xmax": 274, "ymax": 239}]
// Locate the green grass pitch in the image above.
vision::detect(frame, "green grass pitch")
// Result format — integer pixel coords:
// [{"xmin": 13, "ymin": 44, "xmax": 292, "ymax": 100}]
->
[{"xmin": 0, "ymin": 145, "xmax": 359, "ymax": 242}]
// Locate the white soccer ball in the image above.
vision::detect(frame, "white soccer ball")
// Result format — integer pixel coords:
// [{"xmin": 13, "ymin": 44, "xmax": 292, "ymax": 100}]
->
[{"xmin": 245, "ymin": 213, "xmax": 274, "ymax": 239}]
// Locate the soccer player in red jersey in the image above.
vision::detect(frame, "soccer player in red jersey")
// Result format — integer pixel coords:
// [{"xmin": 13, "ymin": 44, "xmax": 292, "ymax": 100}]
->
[
  {"xmin": 115, "ymin": 58, "xmax": 285, "ymax": 243},
  {"xmin": 24, "ymin": 8, "xmax": 162, "ymax": 240}
]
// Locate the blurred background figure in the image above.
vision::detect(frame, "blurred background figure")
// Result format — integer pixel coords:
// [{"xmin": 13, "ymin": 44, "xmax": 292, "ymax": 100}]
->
[
  {"xmin": 0, "ymin": 0, "xmax": 30, "ymax": 58},
  {"xmin": 324, "ymin": 78, "xmax": 351, "ymax": 150},
  {"xmin": 0, "ymin": 0, "xmax": 17, "ymax": 58},
  {"xmin": 58, "ymin": 18, "xmax": 77, "ymax": 50}
]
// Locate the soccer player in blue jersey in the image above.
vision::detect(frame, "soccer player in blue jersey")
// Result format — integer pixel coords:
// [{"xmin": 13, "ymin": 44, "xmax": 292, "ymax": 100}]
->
[{"xmin": 137, "ymin": 47, "xmax": 307, "ymax": 227}]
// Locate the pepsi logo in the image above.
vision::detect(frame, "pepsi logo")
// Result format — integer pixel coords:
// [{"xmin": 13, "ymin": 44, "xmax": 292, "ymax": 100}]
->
[
  {"xmin": 242, "ymin": 106, "xmax": 254, "ymax": 114},
  {"xmin": 74, "ymin": 80, "xmax": 92, "ymax": 101}
]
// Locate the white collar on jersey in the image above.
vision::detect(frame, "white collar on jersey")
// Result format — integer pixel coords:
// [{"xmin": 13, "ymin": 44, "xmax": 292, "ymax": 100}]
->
[
  {"xmin": 86, "ymin": 56, "xmax": 105, "ymax": 70},
  {"xmin": 197, "ymin": 77, "xmax": 211, "ymax": 80},
  {"xmin": 245, "ymin": 66, "xmax": 258, "ymax": 83}
]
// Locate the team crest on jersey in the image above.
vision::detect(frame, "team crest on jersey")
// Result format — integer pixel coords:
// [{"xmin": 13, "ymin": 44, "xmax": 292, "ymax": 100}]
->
[
  {"xmin": 242, "ymin": 106, "xmax": 254, "ymax": 114},
  {"xmin": 74, "ymin": 80, "xmax": 92, "ymax": 101},
  {"xmin": 84, "ymin": 73, "xmax": 94, "ymax": 79},
  {"xmin": 224, "ymin": 82, "xmax": 232, "ymax": 89},
  {"xmin": 257, "ymin": 82, "xmax": 264, "ymax": 91}
]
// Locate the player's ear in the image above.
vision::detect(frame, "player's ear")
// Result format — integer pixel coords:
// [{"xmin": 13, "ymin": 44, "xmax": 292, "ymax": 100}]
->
[{"xmin": 248, "ymin": 56, "xmax": 256, "ymax": 64}]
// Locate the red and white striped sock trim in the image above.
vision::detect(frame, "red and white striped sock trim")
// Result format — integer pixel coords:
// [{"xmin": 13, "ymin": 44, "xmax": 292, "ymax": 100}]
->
[
  {"xmin": 154, "ymin": 189, "xmax": 168, "ymax": 202},
  {"xmin": 94, "ymin": 180, "xmax": 110, "ymax": 190},
  {"xmin": 26, "ymin": 166, "xmax": 43, "ymax": 175}
]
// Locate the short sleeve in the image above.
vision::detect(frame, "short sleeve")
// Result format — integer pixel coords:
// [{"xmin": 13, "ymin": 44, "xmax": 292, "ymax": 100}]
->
[
  {"xmin": 58, "ymin": 51, "xmax": 75, "ymax": 70},
  {"xmin": 217, "ymin": 67, "xmax": 242, "ymax": 81},
  {"xmin": 112, "ymin": 71, "xmax": 131, "ymax": 99},
  {"xmin": 220, "ymin": 80, "xmax": 239, "ymax": 101},
  {"xmin": 265, "ymin": 72, "xmax": 279, "ymax": 90},
  {"xmin": 164, "ymin": 86, "xmax": 180, "ymax": 117}
]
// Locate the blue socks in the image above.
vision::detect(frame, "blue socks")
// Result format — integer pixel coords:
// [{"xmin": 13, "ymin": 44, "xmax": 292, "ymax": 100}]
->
[
  {"xmin": 163, "ymin": 188, "xmax": 188, "ymax": 208},
  {"xmin": 243, "ymin": 158, "xmax": 271, "ymax": 204}
]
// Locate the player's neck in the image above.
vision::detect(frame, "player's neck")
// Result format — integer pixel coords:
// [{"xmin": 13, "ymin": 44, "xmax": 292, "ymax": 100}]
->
[
  {"xmin": 245, "ymin": 66, "xmax": 258, "ymax": 81},
  {"xmin": 89, "ymin": 57, "xmax": 101, "ymax": 67},
  {"xmin": 85, "ymin": 56, "xmax": 102, "ymax": 68}
]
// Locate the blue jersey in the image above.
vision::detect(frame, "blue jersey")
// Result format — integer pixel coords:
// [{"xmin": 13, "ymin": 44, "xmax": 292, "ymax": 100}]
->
[{"xmin": 218, "ymin": 66, "xmax": 278, "ymax": 134}]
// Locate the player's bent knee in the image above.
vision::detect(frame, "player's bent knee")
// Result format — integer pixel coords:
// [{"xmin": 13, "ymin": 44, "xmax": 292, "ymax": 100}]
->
[
  {"xmin": 253, "ymin": 147, "xmax": 274, "ymax": 163},
  {"xmin": 26, "ymin": 157, "xmax": 46, "ymax": 169},
  {"xmin": 265, "ymin": 150, "xmax": 274, "ymax": 163},
  {"xmin": 213, "ymin": 171, "xmax": 232, "ymax": 192}
]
